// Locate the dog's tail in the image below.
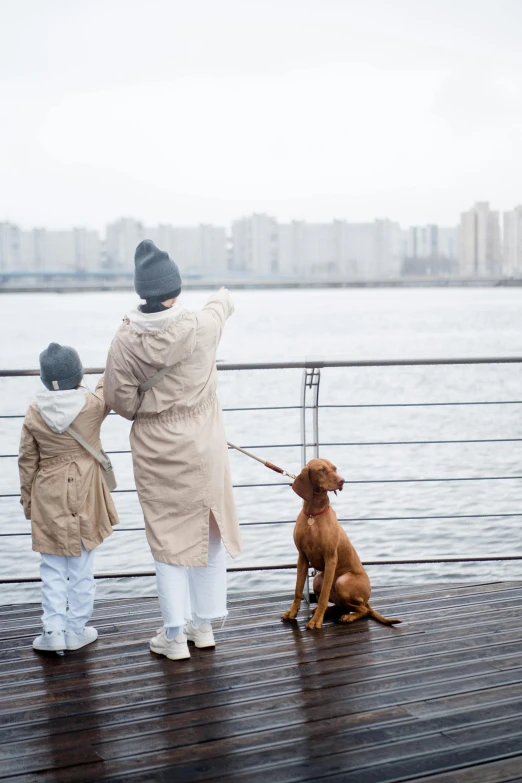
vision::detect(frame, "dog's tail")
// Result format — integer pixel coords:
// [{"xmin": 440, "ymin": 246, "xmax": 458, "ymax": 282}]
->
[{"xmin": 366, "ymin": 604, "xmax": 401, "ymax": 625}]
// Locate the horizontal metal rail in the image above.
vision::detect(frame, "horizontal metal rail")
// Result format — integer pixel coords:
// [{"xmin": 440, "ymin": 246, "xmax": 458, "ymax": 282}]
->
[
  {"xmin": 2, "ymin": 401, "xmax": 522, "ymax": 421},
  {"xmin": 319, "ymin": 400, "xmax": 522, "ymax": 408},
  {"xmin": 2, "ymin": 554, "xmax": 522, "ymax": 583},
  {"xmin": 0, "ymin": 406, "xmax": 304, "ymax": 421},
  {"xmin": 0, "ymin": 565, "xmax": 300, "ymax": 583},
  {"xmin": 3, "ymin": 511, "xmax": 522, "ymax": 536},
  {"xmin": 2, "ymin": 472, "xmax": 522, "ymax": 500},
  {"xmin": 3, "ymin": 357, "xmax": 522, "ymax": 581},
  {"xmin": 3, "ymin": 355, "xmax": 522, "ymax": 377},
  {"xmin": 5, "ymin": 436, "xmax": 522, "ymax": 460}
]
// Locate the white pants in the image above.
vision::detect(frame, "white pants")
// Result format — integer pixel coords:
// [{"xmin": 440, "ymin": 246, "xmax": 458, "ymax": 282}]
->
[
  {"xmin": 155, "ymin": 515, "xmax": 227, "ymax": 629},
  {"xmin": 40, "ymin": 544, "xmax": 95, "ymax": 634}
]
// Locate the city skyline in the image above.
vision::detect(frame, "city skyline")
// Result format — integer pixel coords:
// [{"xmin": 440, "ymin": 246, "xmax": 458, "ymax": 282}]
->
[
  {"xmin": 0, "ymin": 204, "xmax": 506, "ymax": 237},
  {"xmin": 2, "ymin": 1, "xmax": 522, "ymax": 232},
  {"xmin": 2, "ymin": 201, "xmax": 521, "ymax": 279}
]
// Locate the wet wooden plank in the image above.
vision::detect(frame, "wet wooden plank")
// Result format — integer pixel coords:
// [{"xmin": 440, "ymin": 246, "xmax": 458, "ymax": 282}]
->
[
  {"xmin": 1, "ymin": 640, "xmax": 522, "ymax": 740},
  {"xmin": 2, "ymin": 583, "xmax": 521, "ymax": 653},
  {"xmin": 0, "ymin": 579, "xmax": 516, "ymax": 627},
  {"xmin": 6, "ymin": 694, "xmax": 522, "ymax": 778},
  {"xmin": 0, "ymin": 744, "xmax": 103, "ymax": 778},
  {"xmin": 412, "ymin": 756, "xmax": 522, "ymax": 783},
  {"xmin": 1, "ymin": 599, "xmax": 521, "ymax": 685},
  {"xmin": 31, "ymin": 590, "xmax": 522, "ymax": 642},
  {"xmin": 3, "ymin": 583, "xmax": 522, "ymax": 783},
  {"xmin": 4, "ymin": 584, "xmax": 522, "ymax": 649},
  {"xmin": 0, "ymin": 623, "xmax": 521, "ymax": 700},
  {"xmin": 205, "ymin": 739, "xmax": 522, "ymax": 783},
  {"xmin": 0, "ymin": 630, "xmax": 507, "ymax": 700}
]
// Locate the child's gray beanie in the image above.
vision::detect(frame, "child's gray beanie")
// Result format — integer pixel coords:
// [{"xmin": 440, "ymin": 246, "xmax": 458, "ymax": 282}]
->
[
  {"xmin": 134, "ymin": 240, "xmax": 182, "ymax": 299},
  {"xmin": 39, "ymin": 343, "xmax": 84, "ymax": 391}
]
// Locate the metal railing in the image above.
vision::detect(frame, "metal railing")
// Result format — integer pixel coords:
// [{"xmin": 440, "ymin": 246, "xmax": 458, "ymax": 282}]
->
[{"xmin": 2, "ymin": 357, "xmax": 522, "ymax": 583}]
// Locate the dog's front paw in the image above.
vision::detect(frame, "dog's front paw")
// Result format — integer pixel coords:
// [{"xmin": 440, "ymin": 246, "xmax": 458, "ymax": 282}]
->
[
  {"xmin": 281, "ymin": 607, "xmax": 299, "ymax": 621},
  {"xmin": 306, "ymin": 615, "xmax": 323, "ymax": 630}
]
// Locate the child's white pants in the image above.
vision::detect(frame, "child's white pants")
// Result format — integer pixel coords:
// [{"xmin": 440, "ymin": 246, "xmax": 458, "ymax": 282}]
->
[
  {"xmin": 154, "ymin": 514, "xmax": 227, "ymax": 629},
  {"xmin": 40, "ymin": 544, "xmax": 95, "ymax": 633}
]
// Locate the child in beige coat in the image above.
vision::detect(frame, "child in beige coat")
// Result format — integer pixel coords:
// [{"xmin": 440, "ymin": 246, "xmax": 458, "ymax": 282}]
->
[{"xmin": 19, "ymin": 343, "xmax": 119, "ymax": 653}]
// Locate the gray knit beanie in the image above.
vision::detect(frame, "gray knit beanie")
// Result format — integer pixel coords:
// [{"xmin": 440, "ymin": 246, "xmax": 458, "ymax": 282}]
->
[
  {"xmin": 39, "ymin": 343, "xmax": 84, "ymax": 391},
  {"xmin": 134, "ymin": 240, "xmax": 182, "ymax": 299}
]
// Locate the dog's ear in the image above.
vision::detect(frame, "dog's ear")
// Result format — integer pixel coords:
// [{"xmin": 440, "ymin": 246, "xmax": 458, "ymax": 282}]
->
[{"xmin": 292, "ymin": 467, "xmax": 314, "ymax": 502}]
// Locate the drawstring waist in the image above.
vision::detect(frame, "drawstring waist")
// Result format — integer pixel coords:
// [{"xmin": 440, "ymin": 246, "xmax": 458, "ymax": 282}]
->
[
  {"xmin": 134, "ymin": 393, "xmax": 217, "ymax": 425},
  {"xmin": 38, "ymin": 450, "xmax": 88, "ymax": 470}
]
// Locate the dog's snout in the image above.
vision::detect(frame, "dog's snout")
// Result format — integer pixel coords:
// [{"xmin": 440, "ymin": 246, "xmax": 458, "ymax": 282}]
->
[{"xmin": 337, "ymin": 477, "xmax": 345, "ymax": 490}]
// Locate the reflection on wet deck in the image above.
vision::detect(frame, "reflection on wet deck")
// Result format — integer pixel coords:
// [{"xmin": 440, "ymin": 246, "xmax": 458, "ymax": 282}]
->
[{"xmin": 2, "ymin": 582, "xmax": 522, "ymax": 782}]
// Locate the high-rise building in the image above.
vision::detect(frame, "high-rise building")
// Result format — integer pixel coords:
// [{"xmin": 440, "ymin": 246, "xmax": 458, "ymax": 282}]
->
[
  {"xmin": 330, "ymin": 219, "xmax": 401, "ymax": 279},
  {"xmin": 199, "ymin": 225, "xmax": 228, "ymax": 275},
  {"xmin": 278, "ymin": 221, "xmax": 307, "ymax": 277},
  {"xmin": 105, "ymin": 218, "xmax": 145, "ymax": 269},
  {"xmin": 402, "ymin": 224, "xmax": 459, "ymax": 275},
  {"xmin": 459, "ymin": 202, "xmax": 501, "ymax": 277},
  {"xmin": 370, "ymin": 219, "xmax": 402, "ymax": 278},
  {"xmin": 303, "ymin": 223, "xmax": 338, "ymax": 276},
  {"xmin": 278, "ymin": 219, "xmax": 401, "ymax": 279},
  {"xmin": 403, "ymin": 225, "xmax": 438, "ymax": 260},
  {"xmin": 144, "ymin": 224, "xmax": 227, "ymax": 275},
  {"xmin": 335, "ymin": 221, "xmax": 375, "ymax": 279},
  {"xmin": 0, "ymin": 223, "xmax": 23, "ymax": 271},
  {"xmin": 39, "ymin": 231, "xmax": 76, "ymax": 271},
  {"xmin": 438, "ymin": 226, "xmax": 459, "ymax": 266},
  {"xmin": 503, "ymin": 206, "xmax": 522, "ymax": 277},
  {"xmin": 1, "ymin": 224, "xmax": 101, "ymax": 273},
  {"xmin": 279, "ymin": 221, "xmax": 338, "ymax": 277},
  {"xmin": 32, "ymin": 229, "xmax": 102, "ymax": 272},
  {"xmin": 73, "ymin": 228, "xmax": 102, "ymax": 272},
  {"xmin": 0, "ymin": 223, "xmax": 38, "ymax": 272},
  {"xmin": 231, "ymin": 214, "xmax": 278, "ymax": 274}
]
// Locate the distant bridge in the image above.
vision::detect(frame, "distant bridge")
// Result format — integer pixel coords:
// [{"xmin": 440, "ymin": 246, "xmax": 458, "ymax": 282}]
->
[{"xmin": 1, "ymin": 270, "xmax": 522, "ymax": 292}]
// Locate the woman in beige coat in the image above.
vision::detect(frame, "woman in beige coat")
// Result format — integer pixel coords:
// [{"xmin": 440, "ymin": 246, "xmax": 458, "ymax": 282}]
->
[
  {"xmin": 104, "ymin": 239, "xmax": 241, "ymax": 660},
  {"xmin": 19, "ymin": 343, "xmax": 119, "ymax": 653}
]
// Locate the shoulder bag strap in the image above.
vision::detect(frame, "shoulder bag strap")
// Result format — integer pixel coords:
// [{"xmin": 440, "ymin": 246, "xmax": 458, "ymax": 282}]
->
[
  {"xmin": 66, "ymin": 427, "xmax": 111, "ymax": 470},
  {"xmin": 138, "ymin": 364, "xmax": 175, "ymax": 394}
]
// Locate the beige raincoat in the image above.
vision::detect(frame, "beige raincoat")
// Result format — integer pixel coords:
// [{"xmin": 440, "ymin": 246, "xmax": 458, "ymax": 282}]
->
[
  {"xmin": 103, "ymin": 289, "xmax": 241, "ymax": 567},
  {"xmin": 18, "ymin": 378, "xmax": 119, "ymax": 556}
]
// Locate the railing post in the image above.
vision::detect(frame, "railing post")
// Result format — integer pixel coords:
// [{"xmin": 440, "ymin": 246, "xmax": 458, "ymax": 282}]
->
[
  {"xmin": 300, "ymin": 363, "xmax": 322, "ymax": 468},
  {"xmin": 300, "ymin": 361, "xmax": 322, "ymax": 606}
]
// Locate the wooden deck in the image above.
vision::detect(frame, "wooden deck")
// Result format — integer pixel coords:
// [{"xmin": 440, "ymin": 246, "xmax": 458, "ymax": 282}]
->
[{"xmin": 2, "ymin": 582, "xmax": 522, "ymax": 783}]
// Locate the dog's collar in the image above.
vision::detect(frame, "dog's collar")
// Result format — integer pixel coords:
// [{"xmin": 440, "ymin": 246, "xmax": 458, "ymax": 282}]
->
[{"xmin": 306, "ymin": 505, "xmax": 329, "ymax": 526}]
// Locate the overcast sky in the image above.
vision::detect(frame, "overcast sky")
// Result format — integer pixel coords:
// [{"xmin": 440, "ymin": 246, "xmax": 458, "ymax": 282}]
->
[{"xmin": 2, "ymin": 0, "xmax": 522, "ymax": 231}]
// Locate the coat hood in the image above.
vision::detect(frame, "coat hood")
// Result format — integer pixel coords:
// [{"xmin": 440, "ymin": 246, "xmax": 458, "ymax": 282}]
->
[
  {"xmin": 36, "ymin": 388, "xmax": 88, "ymax": 433},
  {"xmin": 122, "ymin": 303, "xmax": 197, "ymax": 367}
]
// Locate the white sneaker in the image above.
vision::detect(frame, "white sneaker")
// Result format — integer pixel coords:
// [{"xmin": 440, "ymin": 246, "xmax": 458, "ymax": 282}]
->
[
  {"xmin": 184, "ymin": 621, "xmax": 215, "ymax": 649},
  {"xmin": 65, "ymin": 627, "xmax": 98, "ymax": 650},
  {"xmin": 150, "ymin": 628, "xmax": 190, "ymax": 660},
  {"xmin": 33, "ymin": 630, "xmax": 65, "ymax": 652}
]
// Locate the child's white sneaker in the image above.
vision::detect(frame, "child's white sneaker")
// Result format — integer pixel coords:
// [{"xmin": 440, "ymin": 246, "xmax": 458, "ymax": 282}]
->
[
  {"xmin": 184, "ymin": 620, "xmax": 215, "ymax": 648},
  {"xmin": 33, "ymin": 630, "xmax": 66, "ymax": 652},
  {"xmin": 65, "ymin": 627, "xmax": 98, "ymax": 650},
  {"xmin": 150, "ymin": 628, "xmax": 190, "ymax": 660}
]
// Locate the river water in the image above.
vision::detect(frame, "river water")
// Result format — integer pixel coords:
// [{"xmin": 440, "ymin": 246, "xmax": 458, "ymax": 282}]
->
[{"xmin": 2, "ymin": 287, "xmax": 522, "ymax": 604}]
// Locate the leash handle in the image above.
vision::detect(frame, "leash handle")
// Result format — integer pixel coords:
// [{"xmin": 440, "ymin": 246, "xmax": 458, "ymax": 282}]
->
[
  {"xmin": 265, "ymin": 461, "xmax": 297, "ymax": 479},
  {"xmin": 265, "ymin": 461, "xmax": 283, "ymax": 474}
]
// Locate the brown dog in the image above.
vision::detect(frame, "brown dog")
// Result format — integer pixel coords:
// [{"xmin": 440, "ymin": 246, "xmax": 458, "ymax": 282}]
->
[{"xmin": 282, "ymin": 458, "xmax": 401, "ymax": 629}]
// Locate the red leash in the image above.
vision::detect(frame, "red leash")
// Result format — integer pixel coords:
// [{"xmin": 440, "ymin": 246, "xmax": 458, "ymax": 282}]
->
[{"xmin": 227, "ymin": 441, "xmax": 330, "ymax": 527}]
